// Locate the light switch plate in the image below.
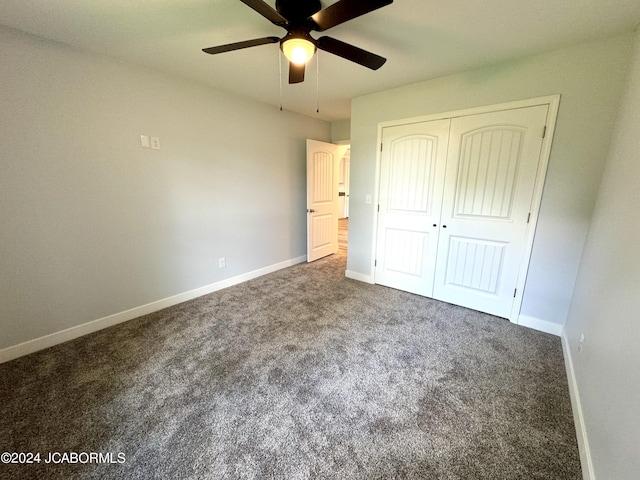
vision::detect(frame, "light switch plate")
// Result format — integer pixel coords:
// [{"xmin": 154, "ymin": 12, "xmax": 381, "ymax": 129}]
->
[
  {"xmin": 150, "ymin": 136, "xmax": 160, "ymax": 150},
  {"xmin": 140, "ymin": 135, "xmax": 150, "ymax": 148}
]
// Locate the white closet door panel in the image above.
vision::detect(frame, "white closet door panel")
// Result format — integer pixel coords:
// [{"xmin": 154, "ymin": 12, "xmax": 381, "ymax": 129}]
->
[
  {"xmin": 444, "ymin": 236, "xmax": 506, "ymax": 294},
  {"xmin": 454, "ymin": 127, "xmax": 524, "ymax": 219},
  {"xmin": 375, "ymin": 119, "xmax": 450, "ymax": 296},
  {"xmin": 433, "ymin": 105, "xmax": 548, "ymax": 318}
]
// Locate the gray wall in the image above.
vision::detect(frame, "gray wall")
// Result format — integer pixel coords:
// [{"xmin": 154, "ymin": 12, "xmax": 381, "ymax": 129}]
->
[
  {"xmin": 348, "ymin": 33, "xmax": 634, "ymax": 328},
  {"xmin": 0, "ymin": 27, "xmax": 330, "ymax": 350},
  {"xmin": 331, "ymin": 119, "xmax": 351, "ymax": 143},
  {"xmin": 564, "ymin": 29, "xmax": 640, "ymax": 479}
]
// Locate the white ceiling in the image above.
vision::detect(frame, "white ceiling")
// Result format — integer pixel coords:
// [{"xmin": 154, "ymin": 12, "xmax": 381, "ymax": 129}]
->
[{"xmin": 2, "ymin": 1, "xmax": 640, "ymax": 121}]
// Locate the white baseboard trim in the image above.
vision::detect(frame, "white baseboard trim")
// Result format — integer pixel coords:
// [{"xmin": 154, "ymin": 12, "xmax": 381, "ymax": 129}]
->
[
  {"xmin": 561, "ymin": 328, "xmax": 595, "ymax": 480},
  {"xmin": 345, "ymin": 270, "xmax": 374, "ymax": 284},
  {"xmin": 0, "ymin": 255, "xmax": 307, "ymax": 364},
  {"xmin": 517, "ymin": 314, "xmax": 563, "ymax": 336}
]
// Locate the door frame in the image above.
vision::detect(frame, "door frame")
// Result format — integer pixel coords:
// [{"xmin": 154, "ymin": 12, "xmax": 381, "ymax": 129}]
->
[
  {"xmin": 371, "ymin": 95, "xmax": 561, "ymax": 324},
  {"xmin": 307, "ymin": 139, "xmax": 349, "ymax": 262}
]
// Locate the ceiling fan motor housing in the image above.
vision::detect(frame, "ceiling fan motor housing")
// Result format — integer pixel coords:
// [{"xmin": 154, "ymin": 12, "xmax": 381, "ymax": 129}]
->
[{"xmin": 276, "ymin": 0, "xmax": 322, "ymax": 24}]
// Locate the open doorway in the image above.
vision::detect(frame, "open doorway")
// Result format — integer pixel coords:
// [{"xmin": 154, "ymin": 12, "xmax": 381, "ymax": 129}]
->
[
  {"xmin": 338, "ymin": 147, "xmax": 350, "ymax": 255},
  {"xmin": 306, "ymin": 140, "xmax": 348, "ymax": 262},
  {"xmin": 306, "ymin": 139, "xmax": 350, "ymax": 261}
]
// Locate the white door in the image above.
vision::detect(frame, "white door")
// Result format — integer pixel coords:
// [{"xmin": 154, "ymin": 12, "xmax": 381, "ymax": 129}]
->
[
  {"xmin": 307, "ymin": 139, "xmax": 347, "ymax": 262},
  {"xmin": 432, "ymin": 105, "xmax": 548, "ymax": 317},
  {"xmin": 344, "ymin": 157, "xmax": 350, "ymax": 218},
  {"xmin": 374, "ymin": 119, "xmax": 451, "ymax": 296}
]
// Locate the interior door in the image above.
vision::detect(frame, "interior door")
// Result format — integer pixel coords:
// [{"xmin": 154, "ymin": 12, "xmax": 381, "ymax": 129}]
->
[
  {"xmin": 307, "ymin": 139, "xmax": 347, "ymax": 262},
  {"xmin": 432, "ymin": 105, "xmax": 548, "ymax": 318},
  {"xmin": 374, "ymin": 119, "xmax": 451, "ymax": 296}
]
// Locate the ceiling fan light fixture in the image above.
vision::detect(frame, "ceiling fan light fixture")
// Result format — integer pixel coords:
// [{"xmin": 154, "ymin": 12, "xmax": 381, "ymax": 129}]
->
[
  {"xmin": 202, "ymin": 0, "xmax": 394, "ymax": 84},
  {"xmin": 282, "ymin": 37, "xmax": 316, "ymax": 65}
]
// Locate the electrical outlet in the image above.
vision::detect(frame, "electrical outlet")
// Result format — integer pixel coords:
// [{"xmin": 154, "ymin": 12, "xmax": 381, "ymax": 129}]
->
[
  {"xmin": 578, "ymin": 333, "xmax": 585, "ymax": 353},
  {"xmin": 218, "ymin": 257, "xmax": 226, "ymax": 269}
]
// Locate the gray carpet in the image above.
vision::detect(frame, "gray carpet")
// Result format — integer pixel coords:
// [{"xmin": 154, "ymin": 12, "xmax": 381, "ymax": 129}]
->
[{"xmin": 0, "ymin": 251, "xmax": 581, "ymax": 479}]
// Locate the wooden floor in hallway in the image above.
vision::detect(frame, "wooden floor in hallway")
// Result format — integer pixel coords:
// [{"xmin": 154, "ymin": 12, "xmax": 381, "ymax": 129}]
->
[{"xmin": 338, "ymin": 218, "xmax": 348, "ymax": 254}]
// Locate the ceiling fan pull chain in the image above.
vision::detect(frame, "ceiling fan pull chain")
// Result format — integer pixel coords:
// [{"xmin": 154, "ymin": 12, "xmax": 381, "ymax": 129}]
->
[
  {"xmin": 316, "ymin": 51, "xmax": 320, "ymax": 113},
  {"xmin": 279, "ymin": 48, "xmax": 283, "ymax": 111}
]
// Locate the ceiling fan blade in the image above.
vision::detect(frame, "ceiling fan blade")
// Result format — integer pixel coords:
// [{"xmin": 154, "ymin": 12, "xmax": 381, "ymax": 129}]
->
[
  {"xmin": 317, "ymin": 36, "xmax": 386, "ymax": 70},
  {"xmin": 202, "ymin": 36, "xmax": 280, "ymax": 55},
  {"xmin": 289, "ymin": 62, "xmax": 305, "ymax": 84},
  {"xmin": 239, "ymin": 0, "xmax": 289, "ymax": 27},
  {"xmin": 311, "ymin": 0, "xmax": 393, "ymax": 32}
]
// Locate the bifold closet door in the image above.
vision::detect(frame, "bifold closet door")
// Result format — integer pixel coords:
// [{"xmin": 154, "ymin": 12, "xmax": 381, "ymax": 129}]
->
[
  {"xmin": 374, "ymin": 119, "xmax": 450, "ymax": 296},
  {"xmin": 432, "ymin": 105, "xmax": 548, "ymax": 318}
]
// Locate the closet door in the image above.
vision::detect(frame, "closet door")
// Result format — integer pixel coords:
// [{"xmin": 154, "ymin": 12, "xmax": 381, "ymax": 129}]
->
[
  {"xmin": 432, "ymin": 105, "xmax": 548, "ymax": 318},
  {"xmin": 374, "ymin": 119, "xmax": 450, "ymax": 296}
]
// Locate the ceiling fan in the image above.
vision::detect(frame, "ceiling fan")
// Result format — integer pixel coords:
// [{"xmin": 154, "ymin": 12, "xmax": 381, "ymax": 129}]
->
[{"xmin": 202, "ymin": 0, "xmax": 393, "ymax": 84}]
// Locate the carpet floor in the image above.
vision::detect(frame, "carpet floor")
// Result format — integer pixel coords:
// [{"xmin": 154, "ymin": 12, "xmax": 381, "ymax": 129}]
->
[{"xmin": 0, "ymin": 251, "xmax": 581, "ymax": 479}]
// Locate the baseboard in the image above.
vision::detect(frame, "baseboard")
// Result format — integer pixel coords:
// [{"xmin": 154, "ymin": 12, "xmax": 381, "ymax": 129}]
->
[
  {"xmin": 0, "ymin": 255, "xmax": 307, "ymax": 364},
  {"xmin": 517, "ymin": 314, "xmax": 563, "ymax": 336},
  {"xmin": 561, "ymin": 328, "xmax": 595, "ymax": 480},
  {"xmin": 345, "ymin": 270, "xmax": 374, "ymax": 284}
]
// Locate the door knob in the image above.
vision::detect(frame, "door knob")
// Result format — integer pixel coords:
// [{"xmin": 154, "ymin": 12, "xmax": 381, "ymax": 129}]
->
[{"xmin": 308, "ymin": 209, "xmax": 316, "ymax": 213}]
